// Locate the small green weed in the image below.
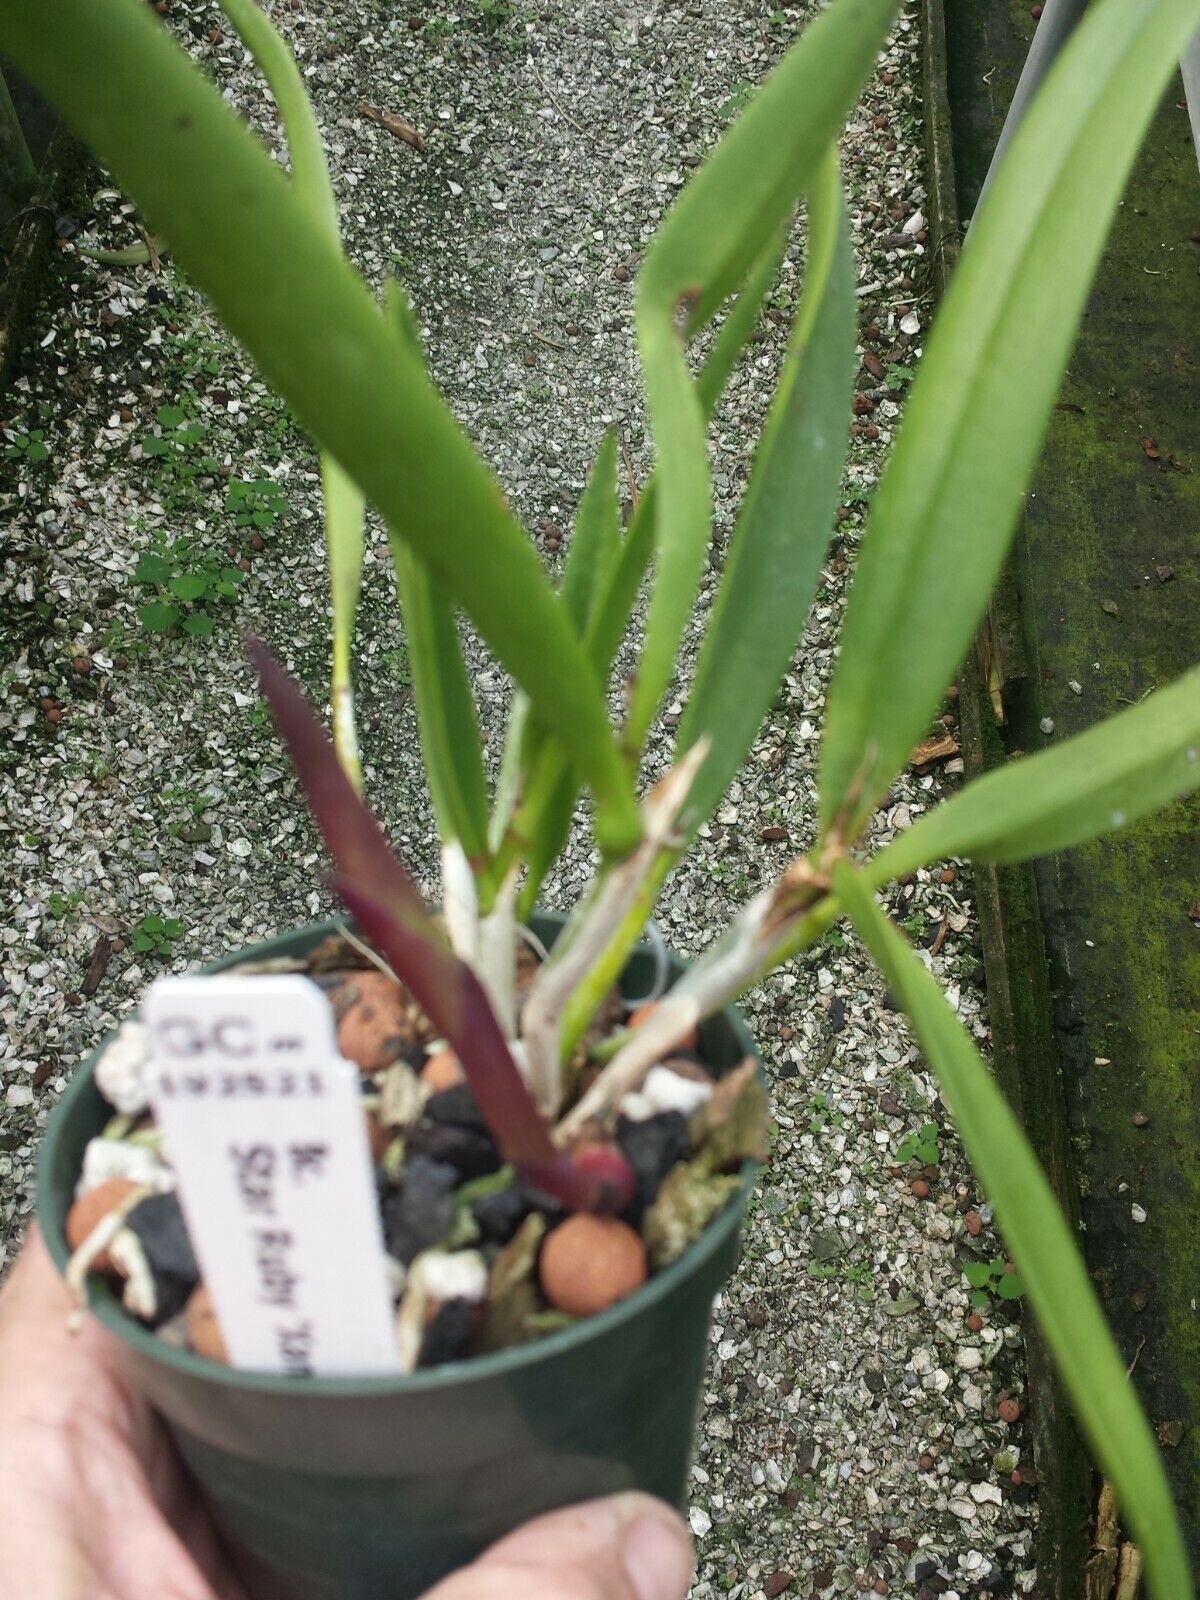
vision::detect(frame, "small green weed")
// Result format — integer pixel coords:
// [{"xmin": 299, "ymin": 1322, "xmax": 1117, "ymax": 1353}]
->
[
  {"xmin": 896, "ymin": 1121, "xmax": 940, "ymax": 1165},
  {"xmin": 140, "ymin": 404, "xmax": 207, "ymax": 459},
  {"xmin": 964, "ymin": 1257, "xmax": 1025, "ymax": 1308},
  {"xmin": 5, "ymin": 428, "xmax": 50, "ymax": 463},
  {"xmin": 883, "ymin": 363, "xmax": 914, "ymax": 392},
  {"xmin": 132, "ymin": 541, "xmax": 246, "ymax": 636},
  {"xmin": 225, "ymin": 476, "xmax": 287, "ymax": 531},
  {"xmin": 132, "ymin": 913, "xmax": 187, "ymax": 958},
  {"xmin": 717, "ymin": 80, "xmax": 754, "ymax": 121},
  {"xmin": 807, "ymin": 1092, "xmax": 845, "ymax": 1133},
  {"xmin": 46, "ymin": 889, "xmax": 84, "ymax": 920},
  {"xmin": 381, "ymin": 645, "xmax": 413, "ymax": 687}
]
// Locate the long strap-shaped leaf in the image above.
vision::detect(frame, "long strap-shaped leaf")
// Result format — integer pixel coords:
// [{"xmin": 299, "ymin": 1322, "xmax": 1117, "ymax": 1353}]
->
[
  {"xmin": 819, "ymin": 0, "xmax": 1200, "ymax": 840},
  {"xmin": 493, "ymin": 222, "xmax": 810, "ymax": 895},
  {"xmin": 217, "ymin": 0, "xmax": 365, "ymax": 790},
  {"xmin": 835, "ymin": 862, "xmax": 1192, "ymax": 1600},
  {"xmin": 679, "ymin": 147, "xmax": 855, "ymax": 831},
  {"xmin": 551, "ymin": 163, "xmax": 856, "ymax": 1050},
  {"xmin": 626, "ymin": 0, "xmax": 899, "ymax": 750},
  {"xmin": 1, "ymin": 0, "xmax": 640, "ymax": 855},
  {"xmin": 371, "ymin": 283, "xmax": 492, "ymax": 878},
  {"xmin": 869, "ymin": 666, "xmax": 1200, "ymax": 882},
  {"xmin": 390, "ymin": 538, "xmax": 492, "ymax": 880}
]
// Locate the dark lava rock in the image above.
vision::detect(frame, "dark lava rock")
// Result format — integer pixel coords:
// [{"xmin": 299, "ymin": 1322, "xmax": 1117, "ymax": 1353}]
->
[
  {"xmin": 617, "ymin": 1111, "xmax": 688, "ymax": 1219},
  {"xmin": 406, "ymin": 1087, "xmax": 501, "ymax": 1179},
  {"xmin": 471, "ymin": 1184, "xmax": 531, "ymax": 1246},
  {"xmin": 418, "ymin": 1297, "xmax": 477, "ymax": 1367},
  {"xmin": 124, "ymin": 1192, "xmax": 199, "ymax": 1326},
  {"xmin": 382, "ymin": 1156, "xmax": 459, "ymax": 1264},
  {"xmin": 425, "ymin": 1085, "xmax": 487, "ymax": 1128},
  {"xmin": 406, "ymin": 1088, "xmax": 505, "ymax": 1177},
  {"xmin": 405, "ymin": 1121, "xmax": 501, "ymax": 1179}
]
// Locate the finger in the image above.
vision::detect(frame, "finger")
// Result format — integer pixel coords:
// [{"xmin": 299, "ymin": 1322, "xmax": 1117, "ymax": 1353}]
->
[{"xmin": 420, "ymin": 1492, "xmax": 693, "ymax": 1600}]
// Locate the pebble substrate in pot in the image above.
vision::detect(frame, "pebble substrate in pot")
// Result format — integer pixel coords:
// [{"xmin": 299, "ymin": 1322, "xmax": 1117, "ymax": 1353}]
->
[{"xmin": 38, "ymin": 915, "xmax": 762, "ymax": 1600}]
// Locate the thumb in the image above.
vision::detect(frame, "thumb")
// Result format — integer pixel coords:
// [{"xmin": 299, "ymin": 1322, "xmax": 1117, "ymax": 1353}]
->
[{"xmin": 420, "ymin": 1492, "xmax": 694, "ymax": 1600}]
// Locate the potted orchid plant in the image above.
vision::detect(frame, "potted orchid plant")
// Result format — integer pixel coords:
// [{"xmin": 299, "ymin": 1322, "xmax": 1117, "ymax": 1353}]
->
[{"xmin": 6, "ymin": 0, "xmax": 1199, "ymax": 1596}]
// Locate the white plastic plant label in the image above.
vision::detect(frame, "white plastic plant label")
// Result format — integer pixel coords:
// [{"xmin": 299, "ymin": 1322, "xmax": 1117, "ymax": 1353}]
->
[{"xmin": 142, "ymin": 973, "xmax": 399, "ymax": 1376}]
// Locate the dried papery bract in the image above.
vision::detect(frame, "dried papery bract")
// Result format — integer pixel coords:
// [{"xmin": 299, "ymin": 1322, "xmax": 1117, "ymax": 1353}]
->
[{"xmin": 521, "ymin": 741, "xmax": 708, "ymax": 1115}]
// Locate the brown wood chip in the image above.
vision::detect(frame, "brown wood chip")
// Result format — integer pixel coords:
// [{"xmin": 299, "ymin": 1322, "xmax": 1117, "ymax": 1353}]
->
[
  {"xmin": 82, "ymin": 935, "xmax": 113, "ymax": 997},
  {"xmin": 909, "ymin": 733, "xmax": 960, "ymax": 767},
  {"xmin": 357, "ymin": 102, "xmax": 427, "ymax": 152}
]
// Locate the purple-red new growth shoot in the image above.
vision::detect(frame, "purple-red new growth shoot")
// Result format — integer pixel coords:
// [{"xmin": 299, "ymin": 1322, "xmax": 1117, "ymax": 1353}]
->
[{"xmin": 248, "ymin": 637, "xmax": 633, "ymax": 1215}]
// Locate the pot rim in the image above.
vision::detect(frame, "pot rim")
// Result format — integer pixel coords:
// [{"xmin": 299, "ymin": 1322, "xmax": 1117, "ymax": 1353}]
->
[{"xmin": 37, "ymin": 917, "xmax": 759, "ymax": 1400}]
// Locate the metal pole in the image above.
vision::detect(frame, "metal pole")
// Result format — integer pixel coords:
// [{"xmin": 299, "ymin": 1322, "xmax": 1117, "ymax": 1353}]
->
[{"xmin": 975, "ymin": 0, "xmax": 1090, "ymax": 213}]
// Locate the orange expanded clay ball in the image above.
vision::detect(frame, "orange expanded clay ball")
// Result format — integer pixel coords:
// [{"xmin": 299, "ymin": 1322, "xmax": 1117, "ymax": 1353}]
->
[
  {"xmin": 336, "ymin": 970, "xmax": 408, "ymax": 1073},
  {"xmin": 186, "ymin": 1283, "xmax": 230, "ymax": 1365},
  {"xmin": 539, "ymin": 1214, "xmax": 647, "ymax": 1318},
  {"xmin": 421, "ymin": 1048, "xmax": 466, "ymax": 1092},
  {"xmin": 628, "ymin": 1001, "xmax": 699, "ymax": 1055},
  {"xmin": 66, "ymin": 1178, "xmax": 142, "ymax": 1271},
  {"xmin": 998, "ymin": 1398, "xmax": 1022, "ymax": 1425}
]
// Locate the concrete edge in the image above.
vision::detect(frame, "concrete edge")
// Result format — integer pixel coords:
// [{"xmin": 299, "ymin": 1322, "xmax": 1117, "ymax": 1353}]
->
[{"xmin": 915, "ymin": 3, "xmax": 1091, "ymax": 1592}]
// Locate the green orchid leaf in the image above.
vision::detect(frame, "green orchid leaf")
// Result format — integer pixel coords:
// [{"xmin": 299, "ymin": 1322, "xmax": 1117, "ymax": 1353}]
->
[
  {"xmin": 680, "ymin": 147, "xmax": 855, "ymax": 831},
  {"xmin": 870, "ymin": 665, "xmax": 1200, "ymax": 883},
  {"xmin": 627, "ymin": 0, "xmax": 900, "ymax": 750},
  {"xmin": 560, "ymin": 431, "xmax": 621, "ymax": 636},
  {"xmin": 836, "ymin": 861, "xmax": 1192, "ymax": 1600},
  {"xmin": 499, "ymin": 220, "xmax": 805, "ymax": 890},
  {"xmin": 820, "ymin": 0, "xmax": 1200, "ymax": 841},
  {"xmin": 217, "ymin": 0, "xmax": 366, "ymax": 795},
  {"xmin": 390, "ymin": 539, "xmax": 491, "ymax": 877}
]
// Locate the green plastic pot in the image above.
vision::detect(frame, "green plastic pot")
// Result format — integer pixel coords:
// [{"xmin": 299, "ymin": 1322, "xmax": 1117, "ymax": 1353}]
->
[{"xmin": 38, "ymin": 915, "xmax": 758, "ymax": 1600}]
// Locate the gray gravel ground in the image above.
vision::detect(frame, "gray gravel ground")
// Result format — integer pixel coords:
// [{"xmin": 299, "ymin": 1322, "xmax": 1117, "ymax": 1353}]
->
[{"xmin": 1, "ymin": 0, "xmax": 1037, "ymax": 1593}]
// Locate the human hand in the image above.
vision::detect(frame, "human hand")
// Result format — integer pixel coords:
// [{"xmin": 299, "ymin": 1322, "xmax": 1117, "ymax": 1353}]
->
[
  {"xmin": 0, "ymin": 1231, "xmax": 694, "ymax": 1600},
  {"xmin": 0, "ymin": 1226, "xmax": 250, "ymax": 1600}
]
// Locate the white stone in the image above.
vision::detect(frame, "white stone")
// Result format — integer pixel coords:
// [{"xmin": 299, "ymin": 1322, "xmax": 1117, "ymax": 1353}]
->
[
  {"xmin": 421, "ymin": 1249, "xmax": 488, "ymax": 1304},
  {"xmin": 689, "ymin": 1507, "xmax": 712, "ymax": 1538},
  {"xmin": 641, "ymin": 1064, "xmax": 714, "ymax": 1118},
  {"xmin": 94, "ymin": 1019, "xmax": 151, "ymax": 1115}
]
